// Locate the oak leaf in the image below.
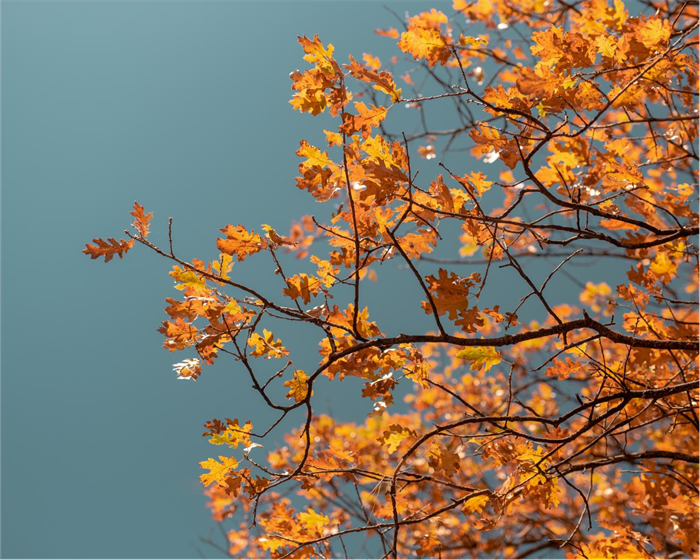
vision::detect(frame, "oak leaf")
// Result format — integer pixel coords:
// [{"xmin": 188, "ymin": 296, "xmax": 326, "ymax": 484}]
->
[
  {"xmin": 379, "ymin": 424, "xmax": 416, "ymax": 453},
  {"xmin": 130, "ymin": 202, "xmax": 153, "ymax": 238},
  {"xmin": 455, "ymin": 346, "xmax": 501, "ymax": 372},
  {"xmin": 200, "ymin": 455, "xmax": 239, "ymax": 487},
  {"xmin": 284, "ymin": 370, "xmax": 310, "ymax": 403},
  {"xmin": 83, "ymin": 238, "xmax": 134, "ymax": 263},
  {"xmin": 217, "ymin": 225, "xmax": 266, "ymax": 261}
]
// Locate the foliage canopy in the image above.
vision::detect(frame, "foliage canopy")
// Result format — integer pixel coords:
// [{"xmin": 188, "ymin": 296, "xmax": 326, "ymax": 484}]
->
[{"xmin": 86, "ymin": 0, "xmax": 699, "ymax": 557}]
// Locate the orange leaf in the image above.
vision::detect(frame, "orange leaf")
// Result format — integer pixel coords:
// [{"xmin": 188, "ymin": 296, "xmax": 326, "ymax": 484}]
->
[
  {"xmin": 217, "ymin": 224, "xmax": 266, "ymax": 261},
  {"xmin": 83, "ymin": 238, "xmax": 134, "ymax": 263},
  {"xmin": 130, "ymin": 202, "xmax": 153, "ymax": 238}
]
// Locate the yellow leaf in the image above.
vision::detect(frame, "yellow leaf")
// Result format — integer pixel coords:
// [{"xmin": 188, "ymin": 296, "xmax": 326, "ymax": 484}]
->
[
  {"xmin": 284, "ymin": 370, "xmax": 310, "ymax": 403},
  {"xmin": 169, "ymin": 266, "xmax": 208, "ymax": 294},
  {"xmin": 462, "ymin": 494, "xmax": 489, "ymax": 515},
  {"xmin": 224, "ymin": 299, "xmax": 241, "ymax": 315},
  {"xmin": 536, "ymin": 101, "xmax": 547, "ymax": 118},
  {"xmin": 199, "ymin": 455, "xmax": 239, "ymax": 487},
  {"xmin": 248, "ymin": 329, "xmax": 289, "ymax": 359},
  {"xmin": 378, "ymin": 424, "xmax": 416, "ymax": 453},
  {"xmin": 298, "ymin": 508, "xmax": 330, "ymax": 533},
  {"xmin": 456, "ymin": 346, "xmax": 501, "ymax": 372},
  {"xmin": 208, "ymin": 420, "xmax": 253, "ymax": 449},
  {"xmin": 298, "ymin": 140, "xmax": 334, "ymax": 172},
  {"xmin": 212, "ymin": 253, "xmax": 234, "ymax": 280}
]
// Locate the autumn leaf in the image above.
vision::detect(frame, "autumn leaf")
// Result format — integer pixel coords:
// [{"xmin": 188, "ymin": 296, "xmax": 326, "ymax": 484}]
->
[
  {"xmin": 455, "ymin": 346, "xmax": 501, "ymax": 372},
  {"xmin": 298, "ymin": 508, "xmax": 330, "ymax": 534},
  {"xmin": 208, "ymin": 419, "xmax": 253, "ymax": 449},
  {"xmin": 399, "ymin": 26, "xmax": 452, "ymax": 67},
  {"xmin": 345, "ymin": 55, "xmax": 402, "ymax": 102},
  {"xmin": 158, "ymin": 318, "xmax": 199, "ymax": 351},
  {"xmin": 83, "ymin": 238, "xmax": 134, "ymax": 263},
  {"xmin": 428, "ymin": 443, "xmax": 460, "ymax": 474},
  {"xmin": 283, "ymin": 273, "xmax": 322, "ymax": 304},
  {"xmin": 130, "ymin": 202, "xmax": 153, "ymax": 238},
  {"xmin": 169, "ymin": 265, "xmax": 208, "ymax": 294},
  {"xmin": 462, "ymin": 494, "xmax": 490, "ymax": 515},
  {"xmin": 284, "ymin": 370, "xmax": 310, "ymax": 403},
  {"xmin": 212, "ymin": 253, "xmax": 234, "ymax": 280},
  {"xmin": 422, "ymin": 269, "xmax": 478, "ymax": 320},
  {"xmin": 378, "ymin": 424, "xmax": 416, "ymax": 453},
  {"xmin": 217, "ymin": 225, "xmax": 266, "ymax": 261},
  {"xmin": 200, "ymin": 455, "xmax": 239, "ymax": 487},
  {"xmin": 248, "ymin": 329, "xmax": 289, "ymax": 359}
]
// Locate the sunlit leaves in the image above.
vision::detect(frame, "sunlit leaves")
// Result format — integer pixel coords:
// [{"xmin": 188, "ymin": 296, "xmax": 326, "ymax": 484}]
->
[
  {"xmin": 298, "ymin": 509, "xmax": 330, "ymax": 535},
  {"xmin": 85, "ymin": 2, "xmax": 700, "ymax": 558},
  {"xmin": 283, "ymin": 273, "xmax": 322, "ymax": 304},
  {"xmin": 345, "ymin": 55, "xmax": 402, "ymax": 103},
  {"xmin": 169, "ymin": 266, "xmax": 208, "ymax": 294},
  {"xmin": 248, "ymin": 329, "xmax": 289, "ymax": 359},
  {"xmin": 422, "ymin": 268, "xmax": 479, "ymax": 320},
  {"xmin": 208, "ymin": 419, "xmax": 253, "ymax": 449}
]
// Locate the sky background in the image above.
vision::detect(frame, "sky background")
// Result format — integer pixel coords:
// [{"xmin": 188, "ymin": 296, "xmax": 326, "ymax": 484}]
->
[{"xmin": 1, "ymin": 1, "xmax": 629, "ymax": 558}]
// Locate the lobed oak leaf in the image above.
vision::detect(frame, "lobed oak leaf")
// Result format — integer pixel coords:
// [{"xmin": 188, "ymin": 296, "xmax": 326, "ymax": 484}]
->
[
  {"xmin": 422, "ymin": 268, "xmax": 477, "ymax": 320},
  {"xmin": 345, "ymin": 55, "xmax": 402, "ymax": 103},
  {"xmin": 158, "ymin": 318, "xmax": 198, "ymax": 351},
  {"xmin": 130, "ymin": 202, "xmax": 153, "ymax": 238},
  {"xmin": 208, "ymin": 419, "xmax": 253, "ymax": 449},
  {"xmin": 83, "ymin": 238, "xmax": 134, "ymax": 263},
  {"xmin": 297, "ymin": 140, "xmax": 334, "ymax": 171},
  {"xmin": 362, "ymin": 53, "xmax": 381, "ymax": 71},
  {"xmin": 455, "ymin": 346, "xmax": 501, "ymax": 372},
  {"xmin": 298, "ymin": 35, "xmax": 340, "ymax": 76},
  {"xmin": 290, "ymin": 88, "xmax": 328, "ymax": 116},
  {"xmin": 634, "ymin": 16, "xmax": 672, "ymax": 50},
  {"xmin": 169, "ymin": 265, "xmax": 208, "ymax": 294},
  {"xmin": 247, "ymin": 329, "xmax": 289, "ymax": 359},
  {"xmin": 399, "ymin": 26, "xmax": 452, "ymax": 67},
  {"xmin": 378, "ymin": 424, "xmax": 416, "ymax": 453},
  {"xmin": 212, "ymin": 253, "xmax": 234, "ymax": 280},
  {"xmin": 545, "ymin": 357, "xmax": 586, "ymax": 380},
  {"xmin": 340, "ymin": 102, "xmax": 388, "ymax": 139},
  {"xmin": 323, "ymin": 129, "xmax": 343, "ymax": 147},
  {"xmin": 199, "ymin": 455, "xmax": 239, "ymax": 487},
  {"xmin": 298, "ymin": 508, "xmax": 330, "ymax": 534},
  {"xmin": 427, "ymin": 443, "xmax": 460, "ymax": 475},
  {"xmin": 217, "ymin": 224, "xmax": 266, "ymax": 262},
  {"xmin": 283, "ymin": 273, "xmax": 322, "ymax": 304},
  {"xmin": 462, "ymin": 494, "xmax": 490, "ymax": 515},
  {"xmin": 284, "ymin": 370, "xmax": 310, "ymax": 403}
]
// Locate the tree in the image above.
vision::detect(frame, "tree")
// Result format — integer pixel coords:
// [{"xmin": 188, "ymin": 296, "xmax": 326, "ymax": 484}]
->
[{"xmin": 84, "ymin": 0, "xmax": 698, "ymax": 557}]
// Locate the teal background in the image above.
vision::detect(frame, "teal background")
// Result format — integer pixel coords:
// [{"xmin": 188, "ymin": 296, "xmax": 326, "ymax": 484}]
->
[{"xmin": 0, "ymin": 1, "xmax": 449, "ymax": 557}]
